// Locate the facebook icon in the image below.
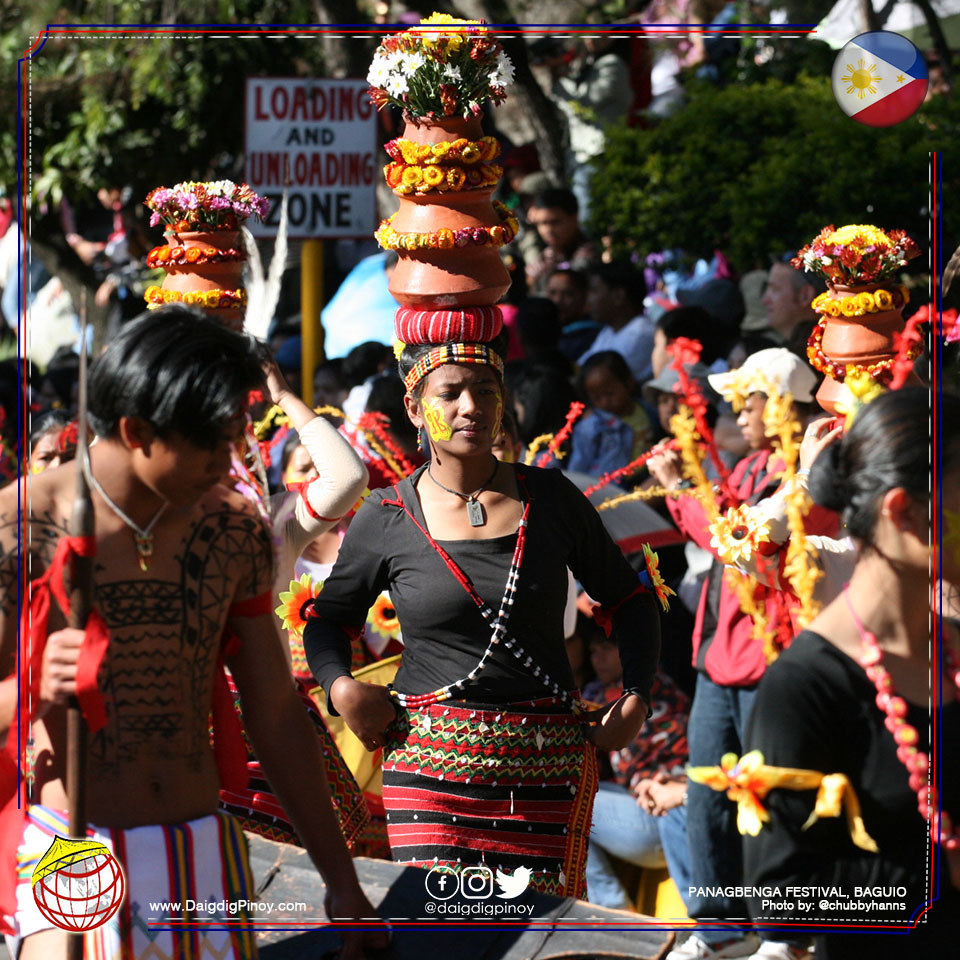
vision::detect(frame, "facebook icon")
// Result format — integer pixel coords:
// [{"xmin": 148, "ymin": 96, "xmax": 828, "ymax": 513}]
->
[{"xmin": 424, "ymin": 865, "xmax": 460, "ymax": 900}]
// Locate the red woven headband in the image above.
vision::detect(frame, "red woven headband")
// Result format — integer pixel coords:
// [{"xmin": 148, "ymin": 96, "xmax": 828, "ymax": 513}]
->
[{"xmin": 403, "ymin": 343, "xmax": 505, "ymax": 393}]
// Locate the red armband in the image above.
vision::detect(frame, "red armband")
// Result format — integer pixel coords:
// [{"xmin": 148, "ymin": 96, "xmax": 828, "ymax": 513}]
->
[
  {"xmin": 228, "ymin": 590, "xmax": 273, "ymax": 618},
  {"xmin": 288, "ymin": 478, "xmax": 342, "ymax": 524}
]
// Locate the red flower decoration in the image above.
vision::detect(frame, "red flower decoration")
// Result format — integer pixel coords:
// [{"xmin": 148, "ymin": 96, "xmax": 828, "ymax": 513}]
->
[{"xmin": 668, "ymin": 336, "xmax": 703, "ymax": 367}]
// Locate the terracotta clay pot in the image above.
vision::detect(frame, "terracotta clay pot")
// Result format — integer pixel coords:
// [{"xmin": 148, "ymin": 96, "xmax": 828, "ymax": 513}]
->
[
  {"xmin": 158, "ymin": 230, "xmax": 246, "ymax": 331},
  {"xmin": 387, "ymin": 115, "xmax": 510, "ymax": 310},
  {"xmin": 815, "ymin": 282, "xmax": 920, "ymax": 413}
]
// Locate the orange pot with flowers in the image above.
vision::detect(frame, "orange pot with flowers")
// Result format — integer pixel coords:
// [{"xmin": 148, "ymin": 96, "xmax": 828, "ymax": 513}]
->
[
  {"xmin": 367, "ymin": 14, "xmax": 514, "ymax": 314},
  {"xmin": 143, "ymin": 181, "xmax": 269, "ymax": 330},
  {"xmin": 792, "ymin": 225, "xmax": 923, "ymax": 413}
]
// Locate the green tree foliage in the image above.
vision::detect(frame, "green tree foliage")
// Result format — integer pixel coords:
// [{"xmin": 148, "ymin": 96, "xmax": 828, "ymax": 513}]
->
[
  {"xmin": 591, "ymin": 75, "xmax": 958, "ymax": 272},
  {"xmin": 7, "ymin": 0, "xmax": 379, "ymax": 210}
]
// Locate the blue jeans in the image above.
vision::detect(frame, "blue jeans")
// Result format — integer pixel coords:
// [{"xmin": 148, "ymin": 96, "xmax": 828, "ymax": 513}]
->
[
  {"xmin": 683, "ymin": 672, "xmax": 758, "ymax": 944},
  {"xmin": 586, "ymin": 781, "xmax": 692, "ymax": 912}
]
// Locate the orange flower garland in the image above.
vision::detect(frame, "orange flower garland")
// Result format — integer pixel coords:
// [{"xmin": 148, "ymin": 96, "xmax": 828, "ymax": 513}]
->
[
  {"xmin": 375, "ymin": 200, "xmax": 519, "ymax": 251},
  {"xmin": 146, "ymin": 244, "xmax": 246, "ymax": 268},
  {"xmin": 144, "ymin": 286, "xmax": 247, "ymax": 309},
  {"xmin": 806, "ymin": 316, "xmax": 922, "ymax": 383},
  {"xmin": 384, "ymin": 161, "xmax": 503, "ymax": 195},
  {"xmin": 810, "ymin": 286, "xmax": 907, "ymax": 319},
  {"xmin": 384, "ymin": 135, "xmax": 501, "ymax": 166}
]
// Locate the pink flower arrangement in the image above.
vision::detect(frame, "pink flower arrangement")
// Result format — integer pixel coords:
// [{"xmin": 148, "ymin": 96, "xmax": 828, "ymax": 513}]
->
[{"xmin": 144, "ymin": 180, "xmax": 269, "ymax": 231}]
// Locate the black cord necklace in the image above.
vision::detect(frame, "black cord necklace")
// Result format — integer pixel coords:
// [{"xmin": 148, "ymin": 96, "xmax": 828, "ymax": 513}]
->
[{"xmin": 427, "ymin": 458, "xmax": 500, "ymax": 527}]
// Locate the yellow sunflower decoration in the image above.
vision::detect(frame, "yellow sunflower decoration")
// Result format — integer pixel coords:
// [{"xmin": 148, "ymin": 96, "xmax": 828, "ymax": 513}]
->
[
  {"xmin": 709, "ymin": 505, "xmax": 773, "ymax": 566},
  {"xmin": 367, "ymin": 591, "xmax": 402, "ymax": 645},
  {"xmin": 641, "ymin": 543, "xmax": 676, "ymax": 612},
  {"xmin": 275, "ymin": 573, "xmax": 323, "ymax": 637}
]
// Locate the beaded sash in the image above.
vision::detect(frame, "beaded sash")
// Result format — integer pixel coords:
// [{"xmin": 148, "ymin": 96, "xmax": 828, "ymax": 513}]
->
[{"xmin": 381, "ymin": 473, "xmax": 581, "ymax": 712}]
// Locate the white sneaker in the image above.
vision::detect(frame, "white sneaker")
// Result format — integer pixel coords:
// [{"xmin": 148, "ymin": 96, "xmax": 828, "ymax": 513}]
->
[
  {"xmin": 666, "ymin": 933, "xmax": 760, "ymax": 960},
  {"xmin": 747, "ymin": 943, "xmax": 812, "ymax": 960}
]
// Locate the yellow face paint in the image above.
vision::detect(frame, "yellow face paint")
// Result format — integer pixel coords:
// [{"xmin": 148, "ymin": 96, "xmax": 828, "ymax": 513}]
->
[
  {"xmin": 944, "ymin": 507, "xmax": 960, "ymax": 566},
  {"xmin": 422, "ymin": 397, "xmax": 454, "ymax": 443},
  {"xmin": 492, "ymin": 396, "xmax": 503, "ymax": 441}
]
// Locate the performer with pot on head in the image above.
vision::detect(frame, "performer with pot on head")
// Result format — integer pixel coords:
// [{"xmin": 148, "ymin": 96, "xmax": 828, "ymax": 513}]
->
[{"xmin": 304, "ymin": 310, "xmax": 662, "ymax": 898}]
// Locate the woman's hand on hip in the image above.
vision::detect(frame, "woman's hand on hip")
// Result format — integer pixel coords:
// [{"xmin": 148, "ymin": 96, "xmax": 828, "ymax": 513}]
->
[
  {"xmin": 330, "ymin": 677, "xmax": 397, "ymax": 751},
  {"xmin": 582, "ymin": 692, "xmax": 649, "ymax": 750}
]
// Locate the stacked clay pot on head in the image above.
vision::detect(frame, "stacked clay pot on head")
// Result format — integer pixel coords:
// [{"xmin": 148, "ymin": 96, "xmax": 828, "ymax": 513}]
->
[
  {"xmin": 809, "ymin": 281, "xmax": 922, "ymax": 414},
  {"xmin": 144, "ymin": 229, "xmax": 247, "ymax": 332},
  {"xmin": 384, "ymin": 114, "xmax": 511, "ymax": 316}
]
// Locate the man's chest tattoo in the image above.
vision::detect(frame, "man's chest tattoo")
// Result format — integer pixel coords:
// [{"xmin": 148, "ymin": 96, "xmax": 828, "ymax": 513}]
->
[{"xmin": 89, "ymin": 508, "xmax": 270, "ymax": 772}]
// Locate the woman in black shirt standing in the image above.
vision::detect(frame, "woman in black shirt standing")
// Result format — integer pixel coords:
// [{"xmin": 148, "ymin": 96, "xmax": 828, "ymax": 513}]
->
[
  {"xmin": 304, "ymin": 321, "xmax": 661, "ymax": 899},
  {"xmin": 744, "ymin": 387, "xmax": 960, "ymax": 958}
]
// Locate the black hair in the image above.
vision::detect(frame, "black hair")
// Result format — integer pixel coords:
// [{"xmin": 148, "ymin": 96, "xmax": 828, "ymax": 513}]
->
[
  {"xmin": 501, "ymin": 251, "xmax": 529, "ymax": 305},
  {"xmin": 547, "ymin": 267, "xmax": 588, "ymax": 293},
  {"xmin": 512, "ymin": 365, "xmax": 579, "ymax": 446},
  {"xmin": 532, "ymin": 187, "xmax": 579, "ymax": 217},
  {"xmin": 589, "ymin": 259, "xmax": 647, "ymax": 302},
  {"xmin": 498, "ymin": 402, "xmax": 520, "ymax": 443},
  {"xmin": 658, "ymin": 306, "xmax": 719, "ymax": 364},
  {"xmin": 87, "ymin": 305, "xmax": 264, "ymax": 450},
  {"xmin": 314, "ymin": 357, "xmax": 344, "ymax": 386},
  {"xmin": 40, "ymin": 348, "xmax": 80, "ymax": 411},
  {"xmin": 809, "ymin": 387, "xmax": 959, "ymax": 543},
  {"xmin": 516, "ymin": 297, "xmax": 561, "ymax": 351},
  {"xmin": 342, "ymin": 341, "xmax": 391, "ymax": 389},
  {"xmin": 30, "ymin": 409, "xmax": 73, "ymax": 453},
  {"xmin": 580, "ymin": 350, "xmax": 633, "ymax": 388},
  {"xmin": 397, "ymin": 330, "xmax": 510, "ymax": 399},
  {"xmin": 365, "ymin": 373, "xmax": 418, "ymax": 447},
  {"xmin": 280, "ymin": 429, "xmax": 303, "ymax": 474}
]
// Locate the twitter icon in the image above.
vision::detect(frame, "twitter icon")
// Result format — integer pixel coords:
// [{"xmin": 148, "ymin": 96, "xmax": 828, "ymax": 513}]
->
[{"xmin": 496, "ymin": 866, "xmax": 532, "ymax": 899}]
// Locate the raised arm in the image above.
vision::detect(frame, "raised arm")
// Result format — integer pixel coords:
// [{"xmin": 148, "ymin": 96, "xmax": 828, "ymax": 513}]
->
[{"xmin": 263, "ymin": 353, "xmax": 369, "ymax": 558}]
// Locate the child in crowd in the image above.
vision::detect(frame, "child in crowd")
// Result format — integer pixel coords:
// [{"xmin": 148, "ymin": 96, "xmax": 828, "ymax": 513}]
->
[{"xmin": 569, "ymin": 350, "xmax": 653, "ymax": 477}]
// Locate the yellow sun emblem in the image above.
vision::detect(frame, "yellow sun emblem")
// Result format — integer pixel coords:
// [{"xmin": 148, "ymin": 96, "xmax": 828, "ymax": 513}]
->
[{"xmin": 842, "ymin": 58, "xmax": 880, "ymax": 99}]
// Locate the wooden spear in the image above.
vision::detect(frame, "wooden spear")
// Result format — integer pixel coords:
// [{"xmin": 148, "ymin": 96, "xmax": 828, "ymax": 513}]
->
[{"xmin": 66, "ymin": 294, "xmax": 94, "ymax": 960}]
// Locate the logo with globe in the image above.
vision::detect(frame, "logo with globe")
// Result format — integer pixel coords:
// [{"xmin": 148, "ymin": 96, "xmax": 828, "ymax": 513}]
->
[{"xmin": 31, "ymin": 836, "xmax": 125, "ymax": 932}]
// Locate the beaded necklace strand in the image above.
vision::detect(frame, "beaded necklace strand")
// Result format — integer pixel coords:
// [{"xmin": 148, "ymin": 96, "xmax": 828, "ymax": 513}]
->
[
  {"xmin": 385, "ymin": 474, "xmax": 581, "ymax": 713},
  {"xmin": 844, "ymin": 587, "xmax": 960, "ymax": 850}
]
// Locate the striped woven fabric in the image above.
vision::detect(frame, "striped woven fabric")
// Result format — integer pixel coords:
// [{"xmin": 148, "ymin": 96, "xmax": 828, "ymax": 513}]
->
[
  {"xmin": 395, "ymin": 305, "xmax": 503, "ymax": 345},
  {"xmin": 381, "ymin": 697, "xmax": 598, "ymax": 899},
  {"xmin": 219, "ymin": 676, "xmax": 369, "ymax": 849},
  {"xmin": 13, "ymin": 804, "xmax": 258, "ymax": 960}
]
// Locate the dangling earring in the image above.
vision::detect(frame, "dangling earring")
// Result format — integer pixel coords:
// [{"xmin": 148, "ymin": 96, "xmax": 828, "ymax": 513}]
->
[{"xmin": 418, "ymin": 426, "xmax": 426, "ymax": 453}]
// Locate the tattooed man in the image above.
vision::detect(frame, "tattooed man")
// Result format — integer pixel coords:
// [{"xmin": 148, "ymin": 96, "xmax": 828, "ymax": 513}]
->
[{"xmin": 0, "ymin": 307, "xmax": 387, "ymax": 959}]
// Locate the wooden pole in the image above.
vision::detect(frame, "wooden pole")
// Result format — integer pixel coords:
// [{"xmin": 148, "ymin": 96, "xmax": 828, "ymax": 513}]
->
[
  {"xmin": 66, "ymin": 296, "xmax": 94, "ymax": 960},
  {"xmin": 301, "ymin": 239, "xmax": 325, "ymax": 406}
]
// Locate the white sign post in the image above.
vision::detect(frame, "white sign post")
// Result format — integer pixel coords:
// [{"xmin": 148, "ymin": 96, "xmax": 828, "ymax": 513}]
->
[{"xmin": 244, "ymin": 77, "xmax": 378, "ymax": 238}]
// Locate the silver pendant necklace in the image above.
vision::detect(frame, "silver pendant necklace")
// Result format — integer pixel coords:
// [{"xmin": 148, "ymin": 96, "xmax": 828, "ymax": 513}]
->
[
  {"xmin": 427, "ymin": 459, "xmax": 500, "ymax": 527},
  {"xmin": 86, "ymin": 468, "xmax": 168, "ymax": 571}
]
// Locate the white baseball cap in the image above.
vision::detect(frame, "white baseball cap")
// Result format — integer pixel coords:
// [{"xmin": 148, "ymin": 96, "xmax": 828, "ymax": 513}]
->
[{"xmin": 707, "ymin": 347, "xmax": 817, "ymax": 403}]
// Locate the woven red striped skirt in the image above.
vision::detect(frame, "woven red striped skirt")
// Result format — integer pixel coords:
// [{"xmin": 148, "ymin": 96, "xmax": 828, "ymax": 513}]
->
[{"xmin": 381, "ymin": 696, "xmax": 598, "ymax": 899}]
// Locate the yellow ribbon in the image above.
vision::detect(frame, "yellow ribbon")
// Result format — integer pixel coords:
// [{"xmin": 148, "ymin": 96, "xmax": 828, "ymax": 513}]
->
[{"xmin": 687, "ymin": 750, "xmax": 878, "ymax": 853}]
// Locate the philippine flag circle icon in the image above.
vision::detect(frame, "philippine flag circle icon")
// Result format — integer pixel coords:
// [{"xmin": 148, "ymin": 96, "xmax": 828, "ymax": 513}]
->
[{"xmin": 832, "ymin": 31, "xmax": 927, "ymax": 127}]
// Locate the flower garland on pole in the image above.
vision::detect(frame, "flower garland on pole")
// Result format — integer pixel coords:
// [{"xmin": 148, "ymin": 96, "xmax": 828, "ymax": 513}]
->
[
  {"xmin": 536, "ymin": 401, "xmax": 586, "ymax": 468},
  {"xmin": 666, "ymin": 337, "xmax": 736, "ymax": 503}
]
